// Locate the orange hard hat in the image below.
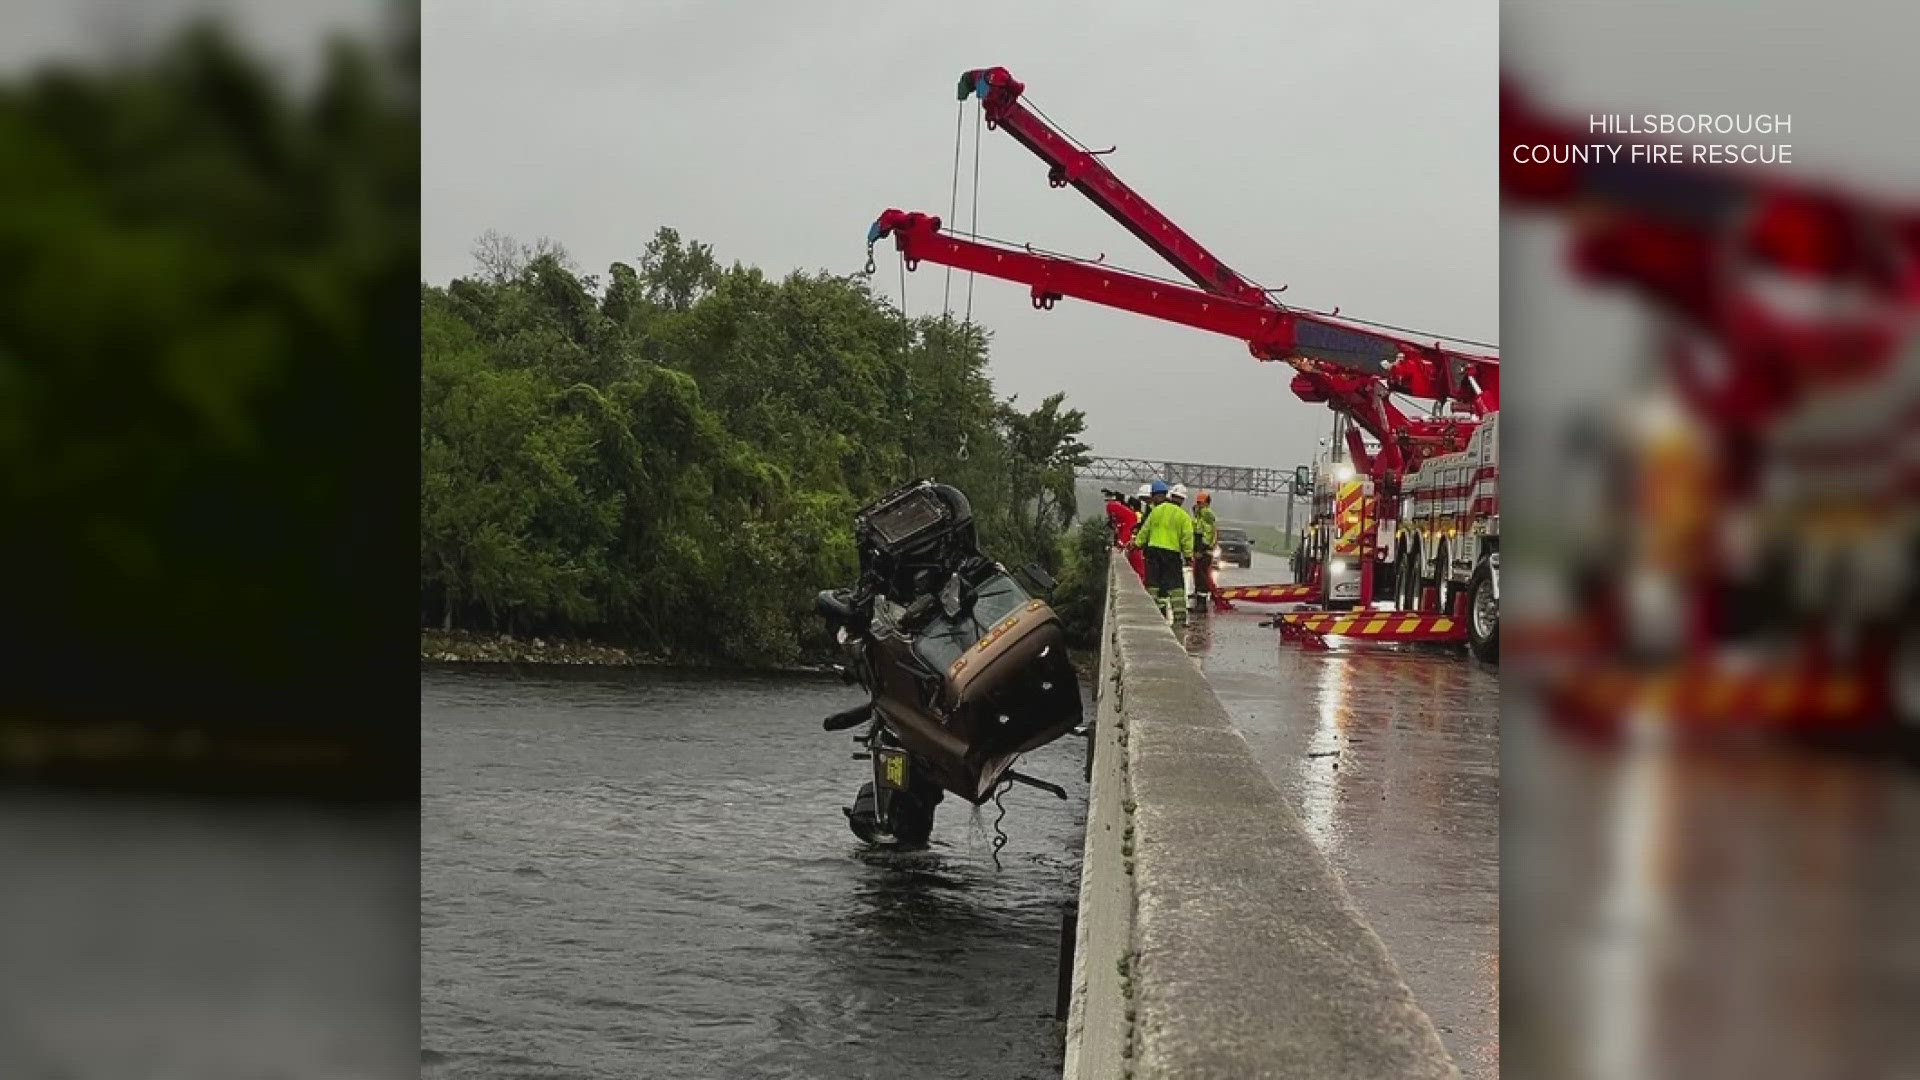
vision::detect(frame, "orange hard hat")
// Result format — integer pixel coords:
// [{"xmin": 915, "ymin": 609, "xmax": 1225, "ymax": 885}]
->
[{"xmin": 1196, "ymin": 490, "xmax": 1211, "ymax": 504}]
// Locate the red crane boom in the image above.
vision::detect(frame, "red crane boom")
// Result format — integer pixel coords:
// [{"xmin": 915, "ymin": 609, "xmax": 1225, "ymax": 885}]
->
[
  {"xmin": 872, "ymin": 68, "xmax": 1497, "ymax": 439},
  {"xmin": 941, "ymin": 67, "xmax": 1499, "ymax": 419},
  {"xmin": 867, "ymin": 66, "xmax": 1506, "ymax": 628},
  {"xmin": 958, "ymin": 67, "xmax": 1273, "ymax": 308},
  {"xmin": 866, "ymin": 209, "xmax": 1477, "ymax": 472}
]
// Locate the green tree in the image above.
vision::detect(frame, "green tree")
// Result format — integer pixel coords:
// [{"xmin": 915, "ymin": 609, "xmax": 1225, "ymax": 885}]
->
[
  {"xmin": 420, "ymin": 226, "xmax": 1090, "ymax": 666},
  {"xmin": 0, "ymin": 18, "xmax": 418, "ymax": 709}
]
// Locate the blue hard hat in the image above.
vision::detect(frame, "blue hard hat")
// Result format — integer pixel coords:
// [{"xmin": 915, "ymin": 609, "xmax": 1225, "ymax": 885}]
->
[{"xmin": 1150, "ymin": 479, "xmax": 1169, "ymax": 495}]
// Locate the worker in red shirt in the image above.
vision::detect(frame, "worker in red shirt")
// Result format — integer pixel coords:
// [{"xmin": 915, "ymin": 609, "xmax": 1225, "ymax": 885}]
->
[{"xmin": 1107, "ymin": 486, "xmax": 1146, "ymax": 582}]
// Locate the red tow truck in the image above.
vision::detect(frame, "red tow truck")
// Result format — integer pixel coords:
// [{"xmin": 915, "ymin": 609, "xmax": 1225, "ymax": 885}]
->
[{"xmin": 866, "ymin": 66, "xmax": 1501, "ymax": 657}]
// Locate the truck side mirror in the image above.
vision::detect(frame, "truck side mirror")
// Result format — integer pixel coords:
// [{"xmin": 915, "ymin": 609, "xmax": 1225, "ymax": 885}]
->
[
  {"xmin": 815, "ymin": 589, "xmax": 869, "ymax": 632},
  {"xmin": 815, "ymin": 589, "xmax": 855, "ymax": 622}
]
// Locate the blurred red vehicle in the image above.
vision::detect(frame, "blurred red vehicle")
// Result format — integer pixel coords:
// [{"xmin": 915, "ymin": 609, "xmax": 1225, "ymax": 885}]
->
[{"xmin": 1502, "ymin": 83, "xmax": 1920, "ymax": 746}]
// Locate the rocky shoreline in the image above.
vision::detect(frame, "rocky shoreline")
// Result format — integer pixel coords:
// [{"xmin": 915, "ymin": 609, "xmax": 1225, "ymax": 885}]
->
[
  {"xmin": 420, "ymin": 629, "xmax": 670, "ymax": 667},
  {"xmin": 419, "ymin": 629, "xmax": 841, "ymax": 677},
  {"xmin": 422, "ymin": 628, "xmax": 1100, "ymax": 686}
]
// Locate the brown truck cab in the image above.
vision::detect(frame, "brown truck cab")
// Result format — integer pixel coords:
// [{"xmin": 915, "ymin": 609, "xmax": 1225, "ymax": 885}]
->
[{"xmin": 864, "ymin": 571, "xmax": 1080, "ymax": 803}]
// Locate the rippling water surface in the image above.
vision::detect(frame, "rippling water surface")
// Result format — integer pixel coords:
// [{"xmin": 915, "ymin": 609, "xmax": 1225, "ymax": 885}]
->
[{"xmin": 422, "ymin": 664, "xmax": 1087, "ymax": 1079}]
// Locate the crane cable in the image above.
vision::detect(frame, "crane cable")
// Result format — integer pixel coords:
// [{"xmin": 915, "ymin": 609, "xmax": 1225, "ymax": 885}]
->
[
  {"xmin": 1024, "ymin": 95, "xmax": 1098, "ymax": 157},
  {"xmin": 943, "ymin": 99, "xmax": 986, "ymax": 324},
  {"xmin": 944, "ymin": 100, "xmax": 963, "ymax": 318},
  {"xmin": 967, "ymin": 102, "xmax": 983, "ymax": 324},
  {"xmin": 940, "ymin": 100, "xmax": 986, "ymax": 325}
]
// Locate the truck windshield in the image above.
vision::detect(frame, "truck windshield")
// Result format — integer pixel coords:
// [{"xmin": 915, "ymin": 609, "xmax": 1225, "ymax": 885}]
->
[
  {"xmin": 912, "ymin": 572, "xmax": 1031, "ymax": 674},
  {"xmin": 1219, "ymin": 529, "xmax": 1247, "ymax": 541}
]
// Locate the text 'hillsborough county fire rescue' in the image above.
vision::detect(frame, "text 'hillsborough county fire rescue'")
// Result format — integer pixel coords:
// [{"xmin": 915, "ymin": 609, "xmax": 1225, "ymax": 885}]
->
[{"xmin": 1511, "ymin": 114, "xmax": 1793, "ymax": 166}]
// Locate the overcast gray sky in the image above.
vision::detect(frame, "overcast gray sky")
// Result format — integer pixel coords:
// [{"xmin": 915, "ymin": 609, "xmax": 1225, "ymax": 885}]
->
[
  {"xmin": 423, "ymin": 0, "xmax": 1496, "ymax": 470},
  {"xmin": 2, "ymin": 0, "xmax": 396, "ymax": 83},
  {"xmin": 1501, "ymin": 0, "xmax": 1920, "ymax": 526}
]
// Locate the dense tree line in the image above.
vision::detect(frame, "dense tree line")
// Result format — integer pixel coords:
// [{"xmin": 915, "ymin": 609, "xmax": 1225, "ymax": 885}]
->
[
  {"xmin": 422, "ymin": 229, "xmax": 1094, "ymax": 664},
  {"xmin": 0, "ymin": 19, "xmax": 419, "ymax": 719}
]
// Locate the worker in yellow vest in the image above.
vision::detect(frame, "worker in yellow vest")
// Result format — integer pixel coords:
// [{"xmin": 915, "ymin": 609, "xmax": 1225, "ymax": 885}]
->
[
  {"xmin": 1131, "ymin": 479, "xmax": 1195, "ymax": 624},
  {"xmin": 1190, "ymin": 490, "xmax": 1220, "ymax": 612}
]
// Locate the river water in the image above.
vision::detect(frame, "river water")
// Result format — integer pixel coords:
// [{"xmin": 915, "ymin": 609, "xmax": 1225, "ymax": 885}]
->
[{"xmin": 422, "ymin": 664, "xmax": 1088, "ymax": 1079}]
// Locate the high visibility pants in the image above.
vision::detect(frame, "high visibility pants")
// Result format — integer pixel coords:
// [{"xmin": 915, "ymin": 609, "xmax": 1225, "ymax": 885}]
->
[
  {"xmin": 1192, "ymin": 551, "xmax": 1216, "ymax": 597},
  {"xmin": 1142, "ymin": 546, "xmax": 1188, "ymax": 623}
]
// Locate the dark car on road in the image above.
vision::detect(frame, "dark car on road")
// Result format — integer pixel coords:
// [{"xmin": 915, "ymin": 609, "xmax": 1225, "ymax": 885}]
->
[{"xmin": 1215, "ymin": 527, "xmax": 1254, "ymax": 568}]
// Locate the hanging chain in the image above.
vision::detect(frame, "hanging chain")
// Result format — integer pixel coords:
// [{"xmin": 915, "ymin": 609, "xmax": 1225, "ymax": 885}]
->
[{"xmin": 989, "ymin": 777, "xmax": 1013, "ymax": 869}]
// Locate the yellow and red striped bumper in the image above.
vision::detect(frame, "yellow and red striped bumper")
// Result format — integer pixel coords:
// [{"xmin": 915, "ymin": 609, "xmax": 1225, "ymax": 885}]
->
[
  {"xmin": 1215, "ymin": 582, "xmax": 1317, "ymax": 604},
  {"xmin": 1278, "ymin": 610, "xmax": 1466, "ymax": 649},
  {"xmin": 1547, "ymin": 662, "xmax": 1884, "ymax": 733}
]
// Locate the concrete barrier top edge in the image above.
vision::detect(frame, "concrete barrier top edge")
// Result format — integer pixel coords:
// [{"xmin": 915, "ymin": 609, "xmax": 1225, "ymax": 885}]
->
[{"xmin": 1100, "ymin": 552, "xmax": 1459, "ymax": 1080}]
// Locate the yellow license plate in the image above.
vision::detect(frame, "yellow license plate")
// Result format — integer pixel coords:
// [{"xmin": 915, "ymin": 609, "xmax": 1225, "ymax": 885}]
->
[{"xmin": 880, "ymin": 750, "xmax": 909, "ymax": 790}]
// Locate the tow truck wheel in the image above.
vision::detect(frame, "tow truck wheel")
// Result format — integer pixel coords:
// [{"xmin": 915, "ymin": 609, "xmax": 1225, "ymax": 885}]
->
[
  {"xmin": 1467, "ymin": 557, "xmax": 1498, "ymax": 663},
  {"xmin": 1398, "ymin": 538, "xmax": 1421, "ymax": 611}
]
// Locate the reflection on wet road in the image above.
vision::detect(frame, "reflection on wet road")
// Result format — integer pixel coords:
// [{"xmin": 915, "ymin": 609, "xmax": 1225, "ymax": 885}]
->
[
  {"xmin": 1186, "ymin": 553, "xmax": 1499, "ymax": 1080},
  {"xmin": 1504, "ymin": 704, "xmax": 1920, "ymax": 1080}
]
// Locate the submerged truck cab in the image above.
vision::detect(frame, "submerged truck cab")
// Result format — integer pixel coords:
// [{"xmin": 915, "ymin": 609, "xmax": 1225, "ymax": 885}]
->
[{"xmin": 818, "ymin": 480, "xmax": 1082, "ymax": 845}]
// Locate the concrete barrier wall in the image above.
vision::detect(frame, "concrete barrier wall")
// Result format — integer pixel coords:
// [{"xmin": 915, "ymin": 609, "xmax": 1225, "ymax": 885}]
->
[{"xmin": 1065, "ymin": 552, "xmax": 1459, "ymax": 1079}]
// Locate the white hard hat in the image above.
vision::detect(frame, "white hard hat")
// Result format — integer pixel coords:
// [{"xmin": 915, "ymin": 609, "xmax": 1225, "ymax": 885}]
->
[
  {"xmin": 1135, "ymin": 483, "xmax": 1152, "ymax": 497},
  {"xmin": 1171, "ymin": 483, "xmax": 1189, "ymax": 500}
]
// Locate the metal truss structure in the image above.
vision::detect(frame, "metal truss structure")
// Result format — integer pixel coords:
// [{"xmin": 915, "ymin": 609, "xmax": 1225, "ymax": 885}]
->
[{"xmin": 1079, "ymin": 456, "xmax": 1292, "ymax": 497}]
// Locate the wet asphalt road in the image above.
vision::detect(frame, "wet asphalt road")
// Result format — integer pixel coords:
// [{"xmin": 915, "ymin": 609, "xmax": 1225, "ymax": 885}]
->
[
  {"xmin": 0, "ymin": 797, "xmax": 418, "ymax": 1079},
  {"xmin": 1503, "ymin": 703, "xmax": 1920, "ymax": 1080},
  {"xmin": 1184, "ymin": 551, "xmax": 1500, "ymax": 1080}
]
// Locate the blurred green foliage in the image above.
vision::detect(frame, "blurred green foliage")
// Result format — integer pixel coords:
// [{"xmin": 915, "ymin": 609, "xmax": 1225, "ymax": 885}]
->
[
  {"xmin": 421, "ymin": 228, "xmax": 1091, "ymax": 665},
  {"xmin": 1049, "ymin": 516, "xmax": 1117, "ymax": 650},
  {"xmin": 0, "ymin": 18, "xmax": 418, "ymax": 717}
]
